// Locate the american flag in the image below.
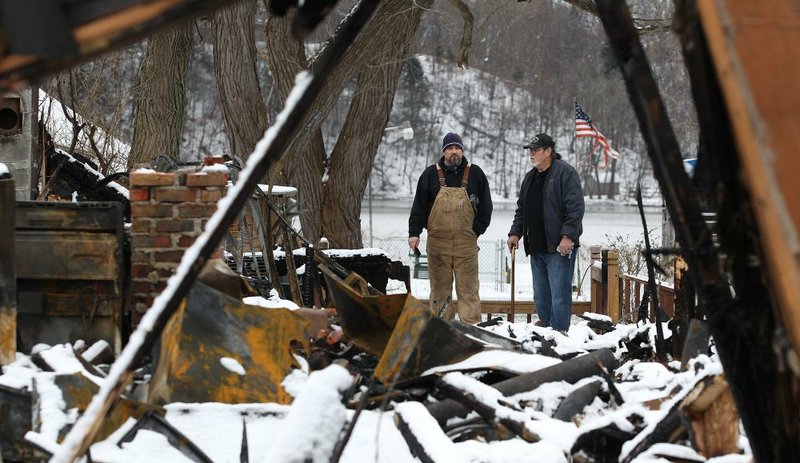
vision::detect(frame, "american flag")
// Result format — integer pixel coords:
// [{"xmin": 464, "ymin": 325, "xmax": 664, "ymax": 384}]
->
[{"xmin": 575, "ymin": 101, "xmax": 620, "ymax": 165}]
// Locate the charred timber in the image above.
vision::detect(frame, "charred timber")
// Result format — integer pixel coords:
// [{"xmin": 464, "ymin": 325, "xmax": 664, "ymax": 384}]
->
[
  {"xmin": 596, "ymin": 0, "xmax": 800, "ymax": 460},
  {"xmin": 427, "ymin": 348, "xmax": 617, "ymax": 425}
]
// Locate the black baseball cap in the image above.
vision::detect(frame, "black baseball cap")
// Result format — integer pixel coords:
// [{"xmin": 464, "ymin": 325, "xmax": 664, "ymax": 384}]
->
[{"xmin": 523, "ymin": 133, "xmax": 555, "ymax": 151}]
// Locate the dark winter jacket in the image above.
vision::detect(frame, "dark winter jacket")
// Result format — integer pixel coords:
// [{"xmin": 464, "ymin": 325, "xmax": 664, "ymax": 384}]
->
[
  {"xmin": 408, "ymin": 156, "xmax": 493, "ymax": 237},
  {"xmin": 509, "ymin": 159, "xmax": 584, "ymax": 254}
]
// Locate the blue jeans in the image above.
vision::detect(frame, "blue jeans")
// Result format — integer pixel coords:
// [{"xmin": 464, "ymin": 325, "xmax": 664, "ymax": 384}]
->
[{"xmin": 531, "ymin": 251, "xmax": 577, "ymax": 331}]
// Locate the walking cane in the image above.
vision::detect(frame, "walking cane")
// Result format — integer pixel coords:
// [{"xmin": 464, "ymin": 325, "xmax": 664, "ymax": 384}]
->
[{"xmin": 508, "ymin": 245, "xmax": 516, "ymax": 322}]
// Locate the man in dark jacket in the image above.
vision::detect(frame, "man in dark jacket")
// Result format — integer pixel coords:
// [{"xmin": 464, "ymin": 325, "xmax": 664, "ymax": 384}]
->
[
  {"xmin": 408, "ymin": 132, "xmax": 493, "ymax": 324},
  {"xmin": 507, "ymin": 133, "xmax": 584, "ymax": 332}
]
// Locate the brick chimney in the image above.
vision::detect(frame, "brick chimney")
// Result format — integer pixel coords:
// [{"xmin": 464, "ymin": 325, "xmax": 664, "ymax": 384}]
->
[{"xmin": 129, "ymin": 165, "xmax": 228, "ymax": 328}]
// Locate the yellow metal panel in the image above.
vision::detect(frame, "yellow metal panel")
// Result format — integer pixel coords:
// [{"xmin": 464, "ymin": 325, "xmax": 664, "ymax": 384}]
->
[{"xmin": 149, "ymin": 281, "xmax": 310, "ymax": 405}]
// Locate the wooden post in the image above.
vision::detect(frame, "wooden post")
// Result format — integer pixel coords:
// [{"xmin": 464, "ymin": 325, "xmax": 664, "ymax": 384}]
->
[
  {"xmin": 0, "ymin": 176, "xmax": 16, "ymax": 365},
  {"xmin": 508, "ymin": 246, "xmax": 516, "ymax": 322},
  {"xmin": 589, "ymin": 246, "xmax": 602, "ymax": 314},
  {"xmin": 606, "ymin": 249, "xmax": 620, "ymax": 323}
]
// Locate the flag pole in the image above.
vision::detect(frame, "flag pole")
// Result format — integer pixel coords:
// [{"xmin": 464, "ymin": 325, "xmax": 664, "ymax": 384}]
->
[{"xmin": 571, "ymin": 96, "xmax": 577, "ymax": 167}]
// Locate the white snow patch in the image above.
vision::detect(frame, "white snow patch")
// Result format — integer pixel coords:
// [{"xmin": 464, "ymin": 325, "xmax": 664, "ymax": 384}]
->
[{"xmin": 220, "ymin": 357, "xmax": 246, "ymax": 375}]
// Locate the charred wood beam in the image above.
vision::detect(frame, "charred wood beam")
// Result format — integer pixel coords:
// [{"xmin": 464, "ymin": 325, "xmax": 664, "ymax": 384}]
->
[
  {"xmin": 636, "ymin": 186, "xmax": 666, "ymax": 361},
  {"xmin": 52, "ymin": 2, "xmax": 382, "ymax": 461},
  {"xmin": 553, "ymin": 380, "xmax": 603, "ymax": 422},
  {"xmin": 427, "ymin": 348, "xmax": 617, "ymax": 425},
  {"xmin": 620, "ymin": 407, "xmax": 686, "ymax": 463},
  {"xmin": 578, "ymin": 315, "xmax": 616, "ymax": 334},
  {"xmin": 395, "ymin": 401, "xmax": 466, "ymax": 463},
  {"xmin": 435, "ymin": 373, "xmax": 539, "ymax": 442},
  {"xmin": 597, "ymin": 1, "xmax": 800, "ymax": 461},
  {"xmin": 570, "ymin": 420, "xmax": 637, "ymax": 463},
  {"xmin": 0, "ymin": 0, "xmax": 241, "ymax": 90},
  {"xmin": 680, "ymin": 319, "xmax": 710, "ymax": 370}
]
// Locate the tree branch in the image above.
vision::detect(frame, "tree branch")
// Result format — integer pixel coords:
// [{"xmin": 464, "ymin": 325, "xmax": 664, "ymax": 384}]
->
[
  {"xmin": 447, "ymin": 0, "xmax": 474, "ymax": 68},
  {"xmin": 520, "ymin": 0, "xmax": 672, "ymax": 34}
]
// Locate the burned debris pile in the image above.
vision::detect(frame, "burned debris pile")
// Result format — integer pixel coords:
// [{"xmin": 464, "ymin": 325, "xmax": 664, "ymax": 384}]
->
[{"xmin": 0, "ymin": 258, "xmax": 749, "ymax": 461}]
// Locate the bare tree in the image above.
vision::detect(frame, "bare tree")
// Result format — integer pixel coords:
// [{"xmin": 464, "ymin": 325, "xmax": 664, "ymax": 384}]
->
[
  {"xmin": 40, "ymin": 48, "xmax": 141, "ymax": 175},
  {"xmin": 265, "ymin": 0, "xmax": 433, "ymax": 247},
  {"xmin": 213, "ymin": 0, "xmax": 268, "ymax": 161},
  {"xmin": 129, "ymin": 23, "xmax": 194, "ymax": 169}
]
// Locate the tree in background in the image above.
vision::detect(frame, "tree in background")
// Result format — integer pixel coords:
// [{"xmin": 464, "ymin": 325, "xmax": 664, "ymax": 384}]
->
[
  {"xmin": 128, "ymin": 24, "xmax": 194, "ymax": 169},
  {"xmin": 214, "ymin": 0, "xmax": 268, "ymax": 162},
  {"xmin": 265, "ymin": 0, "xmax": 432, "ymax": 247},
  {"xmin": 41, "ymin": 47, "xmax": 143, "ymax": 175}
]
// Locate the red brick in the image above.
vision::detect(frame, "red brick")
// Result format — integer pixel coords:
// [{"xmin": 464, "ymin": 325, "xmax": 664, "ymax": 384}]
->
[
  {"xmin": 132, "ymin": 281, "xmax": 155, "ymax": 294},
  {"xmin": 131, "ymin": 219, "xmax": 152, "ymax": 234},
  {"xmin": 130, "ymin": 171, "xmax": 176, "ymax": 186},
  {"xmin": 177, "ymin": 235, "xmax": 194, "ymax": 247},
  {"xmin": 130, "ymin": 188, "xmax": 150, "ymax": 202},
  {"xmin": 186, "ymin": 172, "xmax": 228, "ymax": 187},
  {"xmin": 131, "ymin": 264, "xmax": 152, "ymax": 278},
  {"xmin": 155, "ymin": 219, "xmax": 195, "ymax": 233},
  {"xmin": 154, "ymin": 250, "xmax": 185, "ymax": 262},
  {"xmin": 199, "ymin": 189, "xmax": 224, "ymax": 202},
  {"xmin": 132, "ymin": 203, "xmax": 174, "ymax": 219},
  {"xmin": 177, "ymin": 204, "xmax": 217, "ymax": 218},
  {"xmin": 133, "ymin": 235, "xmax": 172, "ymax": 248},
  {"xmin": 202, "ymin": 156, "xmax": 226, "ymax": 166},
  {"xmin": 155, "ymin": 188, "xmax": 197, "ymax": 203},
  {"xmin": 131, "ymin": 250, "xmax": 152, "ymax": 264}
]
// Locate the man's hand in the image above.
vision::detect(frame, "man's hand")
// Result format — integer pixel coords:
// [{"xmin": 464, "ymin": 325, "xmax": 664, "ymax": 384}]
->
[
  {"xmin": 408, "ymin": 236, "xmax": 420, "ymax": 255},
  {"xmin": 558, "ymin": 236, "xmax": 574, "ymax": 257},
  {"xmin": 507, "ymin": 235, "xmax": 519, "ymax": 252}
]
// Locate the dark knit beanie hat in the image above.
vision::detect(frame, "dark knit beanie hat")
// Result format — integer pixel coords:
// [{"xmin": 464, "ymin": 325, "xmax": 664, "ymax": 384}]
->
[{"xmin": 442, "ymin": 133, "xmax": 464, "ymax": 151}]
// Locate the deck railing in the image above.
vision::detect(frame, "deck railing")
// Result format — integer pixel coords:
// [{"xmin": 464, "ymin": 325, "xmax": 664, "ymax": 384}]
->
[{"xmin": 589, "ymin": 246, "xmax": 675, "ymax": 323}]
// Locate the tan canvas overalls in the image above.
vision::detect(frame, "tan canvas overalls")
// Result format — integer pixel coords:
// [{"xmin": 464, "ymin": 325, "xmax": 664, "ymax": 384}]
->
[{"xmin": 426, "ymin": 163, "xmax": 481, "ymax": 324}]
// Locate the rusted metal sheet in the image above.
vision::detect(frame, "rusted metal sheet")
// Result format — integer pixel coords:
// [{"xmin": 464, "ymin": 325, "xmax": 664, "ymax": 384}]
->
[
  {"xmin": 0, "ymin": 384, "xmax": 44, "ymax": 462},
  {"xmin": 374, "ymin": 295, "xmax": 485, "ymax": 386},
  {"xmin": 698, "ymin": 0, "xmax": 800, "ymax": 356},
  {"xmin": 15, "ymin": 232, "xmax": 119, "ymax": 280},
  {"xmin": 31, "ymin": 373, "xmax": 163, "ymax": 443},
  {"xmin": 319, "ymin": 264, "xmax": 406, "ymax": 356},
  {"xmin": 0, "ymin": 177, "xmax": 16, "ymax": 364},
  {"xmin": 13, "ymin": 201, "xmax": 125, "ymax": 348},
  {"xmin": 148, "ymin": 280, "xmax": 310, "ymax": 405}
]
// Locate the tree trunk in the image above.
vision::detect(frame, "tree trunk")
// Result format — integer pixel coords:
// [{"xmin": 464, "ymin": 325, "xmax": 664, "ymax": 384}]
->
[
  {"xmin": 265, "ymin": 0, "xmax": 432, "ymax": 247},
  {"xmin": 264, "ymin": 9, "xmax": 326, "ymax": 242},
  {"xmin": 129, "ymin": 24, "xmax": 193, "ymax": 169},
  {"xmin": 607, "ymin": 157, "xmax": 617, "ymax": 200},
  {"xmin": 213, "ymin": 0, "xmax": 268, "ymax": 161}
]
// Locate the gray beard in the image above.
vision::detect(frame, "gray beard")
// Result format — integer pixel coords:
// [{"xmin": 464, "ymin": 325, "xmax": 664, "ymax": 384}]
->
[{"xmin": 445, "ymin": 157, "xmax": 461, "ymax": 168}]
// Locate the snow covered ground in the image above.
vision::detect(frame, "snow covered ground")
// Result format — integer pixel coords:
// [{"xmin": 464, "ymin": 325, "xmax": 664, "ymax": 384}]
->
[{"xmin": 0, "ymin": 315, "xmax": 752, "ymax": 462}]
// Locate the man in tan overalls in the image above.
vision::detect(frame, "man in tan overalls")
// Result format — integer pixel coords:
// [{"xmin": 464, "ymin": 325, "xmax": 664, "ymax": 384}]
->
[{"xmin": 408, "ymin": 133, "xmax": 493, "ymax": 324}]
